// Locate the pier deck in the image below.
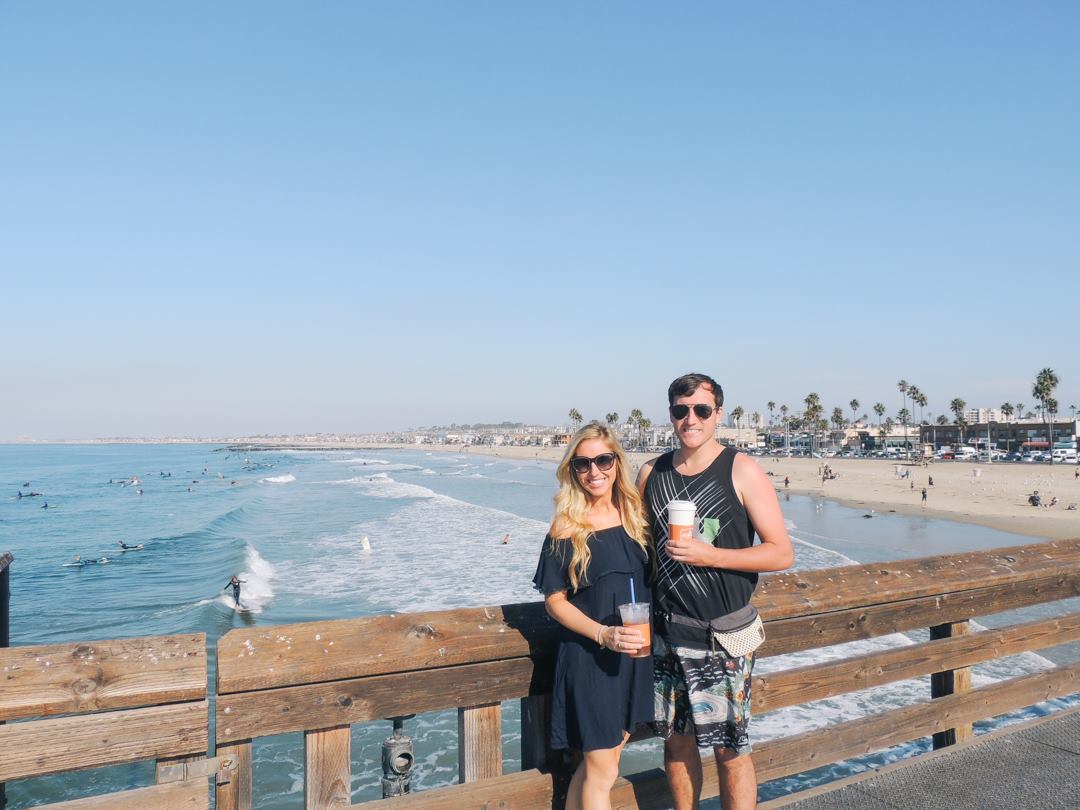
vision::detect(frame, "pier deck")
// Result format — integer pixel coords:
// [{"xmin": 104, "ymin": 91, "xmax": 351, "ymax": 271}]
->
[{"xmin": 763, "ymin": 706, "xmax": 1080, "ymax": 809}]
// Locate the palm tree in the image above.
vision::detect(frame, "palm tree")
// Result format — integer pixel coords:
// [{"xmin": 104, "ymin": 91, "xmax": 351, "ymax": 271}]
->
[
  {"xmin": 780, "ymin": 404, "xmax": 790, "ymax": 452},
  {"xmin": 897, "ymin": 381, "xmax": 910, "ymax": 455},
  {"xmin": 849, "ymin": 399, "xmax": 860, "ymax": 427},
  {"xmin": 638, "ymin": 417, "xmax": 652, "ymax": 450},
  {"xmin": 912, "ymin": 389, "xmax": 928, "ymax": 425},
  {"xmin": 873, "ymin": 402, "xmax": 885, "ymax": 431},
  {"xmin": 629, "ymin": 408, "xmax": 643, "ymax": 449},
  {"xmin": 803, "ymin": 393, "xmax": 823, "ymax": 455},
  {"xmin": 1033, "ymin": 368, "xmax": 1060, "ymax": 463},
  {"xmin": 1016, "ymin": 402, "xmax": 1025, "ymax": 421},
  {"xmin": 730, "ymin": 406, "xmax": 745, "ymax": 447},
  {"xmin": 1000, "ymin": 403, "xmax": 1014, "ymax": 423},
  {"xmin": 831, "ymin": 407, "xmax": 846, "ymax": 451},
  {"xmin": 568, "ymin": 408, "xmax": 583, "ymax": 433},
  {"xmin": 767, "ymin": 401, "xmax": 776, "ymax": 427},
  {"xmin": 933, "ymin": 413, "xmax": 948, "ymax": 448},
  {"xmin": 950, "ymin": 398, "xmax": 967, "ymax": 447},
  {"xmin": 907, "ymin": 385, "xmax": 921, "ymax": 422}
]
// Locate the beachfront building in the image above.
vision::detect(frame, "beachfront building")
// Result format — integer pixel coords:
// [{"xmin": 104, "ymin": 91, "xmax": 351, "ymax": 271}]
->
[
  {"xmin": 963, "ymin": 407, "xmax": 1009, "ymax": 424},
  {"xmin": 919, "ymin": 419, "xmax": 1079, "ymax": 453}
]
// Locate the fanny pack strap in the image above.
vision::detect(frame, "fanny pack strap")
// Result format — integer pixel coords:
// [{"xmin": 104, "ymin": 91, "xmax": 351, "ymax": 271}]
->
[{"xmin": 662, "ymin": 603, "xmax": 759, "ymax": 633}]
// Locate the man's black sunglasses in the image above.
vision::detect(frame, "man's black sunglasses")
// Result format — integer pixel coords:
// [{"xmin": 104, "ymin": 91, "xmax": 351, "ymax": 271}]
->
[
  {"xmin": 570, "ymin": 453, "xmax": 617, "ymax": 475},
  {"xmin": 669, "ymin": 403, "xmax": 717, "ymax": 420}
]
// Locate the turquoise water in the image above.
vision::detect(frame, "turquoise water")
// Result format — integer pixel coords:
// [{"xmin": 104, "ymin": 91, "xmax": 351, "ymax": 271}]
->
[{"xmin": 1, "ymin": 444, "xmax": 1077, "ymax": 807}]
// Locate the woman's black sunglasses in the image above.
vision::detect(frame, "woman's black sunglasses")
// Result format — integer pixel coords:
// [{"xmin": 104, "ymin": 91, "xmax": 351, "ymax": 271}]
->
[
  {"xmin": 570, "ymin": 453, "xmax": 617, "ymax": 475},
  {"xmin": 669, "ymin": 403, "xmax": 717, "ymax": 420}
]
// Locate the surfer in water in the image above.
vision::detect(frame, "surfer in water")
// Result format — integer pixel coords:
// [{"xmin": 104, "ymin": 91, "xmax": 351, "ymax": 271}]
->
[
  {"xmin": 224, "ymin": 575, "xmax": 247, "ymax": 608},
  {"xmin": 117, "ymin": 540, "xmax": 141, "ymax": 551}
]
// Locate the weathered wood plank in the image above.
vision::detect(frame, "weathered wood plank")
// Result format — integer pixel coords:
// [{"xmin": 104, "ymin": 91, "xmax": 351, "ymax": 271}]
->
[
  {"xmin": 217, "ymin": 657, "xmax": 552, "ymax": 743},
  {"xmin": 930, "ymin": 621, "xmax": 973, "ymax": 747},
  {"xmin": 760, "ymin": 570, "xmax": 1080, "ymax": 657},
  {"xmin": 218, "ymin": 540, "xmax": 1080, "ymax": 693},
  {"xmin": 217, "ymin": 603, "xmax": 555, "ymax": 694},
  {"xmin": 0, "ymin": 634, "xmax": 206, "ymax": 722},
  {"xmin": 305, "ymin": 725, "xmax": 351, "ymax": 809},
  {"xmin": 458, "ymin": 703, "xmax": 502, "ymax": 783},
  {"xmin": 216, "ymin": 575, "xmax": 1080, "ymax": 742},
  {"xmin": 214, "ymin": 740, "xmax": 252, "ymax": 810},
  {"xmin": 749, "ymin": 661, "xmax": 1080, "ymax": 786},
  {"xmin": 350, "ymin": 664, "xmax": 1080, "ymax": 810},
  {"xmin": 32, "ymin": 778, "xmax": 208, "ymax": 809},
  {"xmin": 354, "ymin": 768, "xmax": 556, "ymax": 809},
  {"xmin": 0, "ymin": 701, "xmax": 208, "ymax": 782},
  {"xmin": 755, "ymin": 611, "xmax": 1080, "ymax": 713},
  {"xmin": 757, "ymin": 538, "xmax": 1080, "ymax": 618}
]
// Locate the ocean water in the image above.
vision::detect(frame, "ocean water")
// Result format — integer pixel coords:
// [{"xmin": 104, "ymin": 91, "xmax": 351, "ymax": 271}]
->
[{"xmin": 1, "ymin": 444, "xmax": 1077, "ymax": 808}]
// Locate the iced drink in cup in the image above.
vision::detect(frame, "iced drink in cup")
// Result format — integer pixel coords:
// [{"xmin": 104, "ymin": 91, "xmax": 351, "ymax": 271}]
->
[
  {"xmin": 667, "ymin": 499, "xmax": 696, "ymax": 545},
  {"xmin": 618, "ymin": 602, "xmax": 652, "ymax": 658}
]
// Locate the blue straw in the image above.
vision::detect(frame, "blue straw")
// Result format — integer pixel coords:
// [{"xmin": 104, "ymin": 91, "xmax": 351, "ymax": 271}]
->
[{"xmin": 630, "ymin": 578, "xmax": 636, "ymax": 604}]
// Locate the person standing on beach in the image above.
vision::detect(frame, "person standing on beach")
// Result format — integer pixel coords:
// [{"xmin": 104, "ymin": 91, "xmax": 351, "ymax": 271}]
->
[
  {"xmin": 921, "ymin": 487, "xmax": 928, "ymax": 506},
  {"xmin": 533, "ymin": 422, "xmax": 652, "ymax": 810},
  {"xmin": 637, "ymin": 373, "xmax": 793, "ymax": 810}
]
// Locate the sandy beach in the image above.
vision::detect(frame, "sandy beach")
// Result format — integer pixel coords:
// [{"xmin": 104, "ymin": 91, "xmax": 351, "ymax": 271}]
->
[{"xmin": 326, "ymin": 443, "xmax": 1080, "ymax": 542}]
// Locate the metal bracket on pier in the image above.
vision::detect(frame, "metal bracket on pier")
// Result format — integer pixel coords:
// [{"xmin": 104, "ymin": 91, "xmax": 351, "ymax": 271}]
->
[
  {"xmin": 381, "ymin": 714, "xmax": 416, "ymax": 797},
  {"xmin": 157, "ymin": 756, "xmax": 236, "ymax": 786}
]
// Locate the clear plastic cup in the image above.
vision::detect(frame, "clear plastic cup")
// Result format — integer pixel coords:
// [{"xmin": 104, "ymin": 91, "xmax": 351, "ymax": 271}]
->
[{"xmin": 618, "ymin": 601, "xmax": 652, "ymax": 658}]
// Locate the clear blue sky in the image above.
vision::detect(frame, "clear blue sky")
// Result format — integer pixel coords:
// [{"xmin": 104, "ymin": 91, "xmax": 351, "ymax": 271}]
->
[{"xmin": 2, "ymin": 2, "xmax": 1077, "ymax": 438}]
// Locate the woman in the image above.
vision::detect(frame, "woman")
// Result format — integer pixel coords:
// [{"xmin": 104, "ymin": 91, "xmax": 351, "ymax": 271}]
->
[{"xmin": 532, "ymin": 422, "xmax": 652, "ymax": 810}]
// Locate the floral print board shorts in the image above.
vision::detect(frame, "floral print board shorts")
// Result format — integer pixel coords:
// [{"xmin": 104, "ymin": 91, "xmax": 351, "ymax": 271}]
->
[{"xmin": 652, "ymin": 635, "xmax": 754, "ymax": 754}]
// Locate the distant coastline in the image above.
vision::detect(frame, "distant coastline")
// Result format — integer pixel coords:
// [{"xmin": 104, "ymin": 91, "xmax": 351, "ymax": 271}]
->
[
  {"xmin": 6, "ymin": 438, "xmax": 1078, "ymax": 542},
  {"xmin": 228, "ymin": 441, "xmax": 1080, "ymax": 543}
]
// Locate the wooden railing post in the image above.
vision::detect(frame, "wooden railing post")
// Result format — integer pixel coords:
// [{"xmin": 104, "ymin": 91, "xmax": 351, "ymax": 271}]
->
[
  {"xmin": 1, "ymin": 552, "xmax": 11, "ymax": 810},
  {"xmin": 458, "ymin": 702, "xmax": 503, "ymax": 783},
  {"xmin": 216, "ymin": 740, "xmax": 253, "ymax": 810},
  {"xmin": 520, "ymin": 694, "xmax": 553, "ymax": 771},
  {"xmin": 305, "ymin": 725, "xmax": 352, "ymax": 809},
  {"xmin": 930, "ymin": 620, "xmax": 973, "ymax": 748}
]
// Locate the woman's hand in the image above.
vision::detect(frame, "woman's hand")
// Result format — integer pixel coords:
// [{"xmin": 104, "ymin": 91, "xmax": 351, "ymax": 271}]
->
[{"xmin": 600, "ymin": 625, "xmax": 646, "ymax": 656}]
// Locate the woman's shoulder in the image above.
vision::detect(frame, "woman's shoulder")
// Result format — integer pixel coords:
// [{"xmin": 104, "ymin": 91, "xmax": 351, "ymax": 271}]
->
[{"xmin": 549, "ymin": 516, "xmax": 573, "ymax": 540}]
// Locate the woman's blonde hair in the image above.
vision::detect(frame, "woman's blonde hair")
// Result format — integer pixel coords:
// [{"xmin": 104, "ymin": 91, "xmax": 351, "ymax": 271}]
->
[{"xmin": 549, "ymin": 421, "xmax": 650, "ymax": 591}]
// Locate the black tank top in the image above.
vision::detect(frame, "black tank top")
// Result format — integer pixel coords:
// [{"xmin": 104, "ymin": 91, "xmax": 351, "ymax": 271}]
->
[{"xmin": 645, "ymin": 448, "xmax": 758, "ymax": 649}]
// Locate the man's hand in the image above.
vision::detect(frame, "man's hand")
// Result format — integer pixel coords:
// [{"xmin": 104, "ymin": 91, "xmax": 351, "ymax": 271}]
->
[{"xmin": 665, "ymin": 534, "xmax": 716, "ymax": 567}]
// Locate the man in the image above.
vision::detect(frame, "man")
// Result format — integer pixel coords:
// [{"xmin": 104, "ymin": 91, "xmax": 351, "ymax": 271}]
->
[{"xmin": 637, "ymin": 373, "xmax": 793, "ymax": 810}]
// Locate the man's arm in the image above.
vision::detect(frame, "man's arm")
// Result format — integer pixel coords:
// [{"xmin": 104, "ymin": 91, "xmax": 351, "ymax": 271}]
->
[
  {"xmin": 635, "ymin": 458, "xmax": 656, "ymax": 498},
  {"xmin": 664, "ymin": 454, "xmax": 793, "ymax": 573}
]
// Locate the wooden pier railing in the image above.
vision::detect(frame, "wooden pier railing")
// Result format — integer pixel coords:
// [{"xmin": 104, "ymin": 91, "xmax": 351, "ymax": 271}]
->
[{"xmin": 3, "ymin": 538, "xmax": 1080, "ymax": 808}]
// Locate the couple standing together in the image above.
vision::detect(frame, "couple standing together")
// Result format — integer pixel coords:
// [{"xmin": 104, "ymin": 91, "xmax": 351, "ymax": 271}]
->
[{"xmin": 533, "ymin": 373, "xmax": 793, "ymax": 810}]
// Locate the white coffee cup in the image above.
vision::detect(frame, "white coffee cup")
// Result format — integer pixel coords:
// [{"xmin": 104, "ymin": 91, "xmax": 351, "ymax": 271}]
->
[{"xmin": 667, "ymin": 499, "xmax": 696, "ymax": 544}]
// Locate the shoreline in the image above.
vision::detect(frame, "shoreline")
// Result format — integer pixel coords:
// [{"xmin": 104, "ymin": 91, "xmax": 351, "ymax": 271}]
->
[{"xmin": 265, "ymin": 441, "xmax": 1080, "ymax": 542}]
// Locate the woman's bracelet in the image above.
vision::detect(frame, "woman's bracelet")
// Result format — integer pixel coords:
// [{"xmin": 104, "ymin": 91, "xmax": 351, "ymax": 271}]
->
[{"xmin": 595, "ymin": 625, "xmax": 606, "ymax": 648}]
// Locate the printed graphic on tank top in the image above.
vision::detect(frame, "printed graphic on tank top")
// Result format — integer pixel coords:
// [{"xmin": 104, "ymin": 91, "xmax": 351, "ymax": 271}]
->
[{"xmin": 645, "ymin": 448, "xmax": 758, "ymax": 648}]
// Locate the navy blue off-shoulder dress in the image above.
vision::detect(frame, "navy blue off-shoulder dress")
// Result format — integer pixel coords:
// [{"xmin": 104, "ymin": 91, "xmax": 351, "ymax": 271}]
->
[{"xmin": 532, "ymin": 526, "xmax": 654, "ymax": 751}]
